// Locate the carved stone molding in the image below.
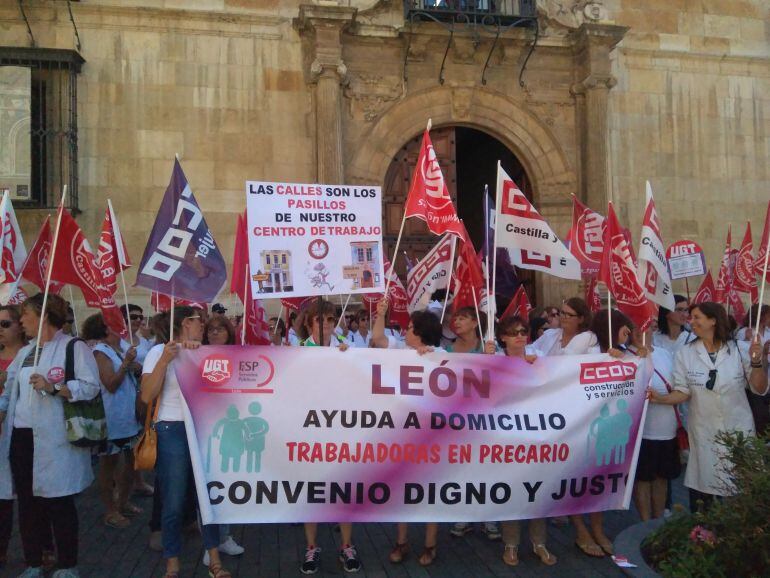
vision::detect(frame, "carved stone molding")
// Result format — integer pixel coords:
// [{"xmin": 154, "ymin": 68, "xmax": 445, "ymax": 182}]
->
[
  {"xmin": 450, "ymin": 88, "xmax": 474, "ymax": 120},
  {"xmin": 451, "ymin": 36, "xmax": 478, "ymax": 65},
  {"xmin": 344, "ymin": 73, "xmax": 402, "ymax": 122},
  {"xmin": 537, "ymin": 0, "xmax": 611, "ymax": 37},
  {"xmin": 297, "ymin": 4, "xmax": 356, "ymax": 85},
  {"xmin": 570, "ymin": 73, "xmax": 616, "ymax": 95},
  {"xmin": 310, "ymin": 58, "xmax": 349, "ymax": 85}
]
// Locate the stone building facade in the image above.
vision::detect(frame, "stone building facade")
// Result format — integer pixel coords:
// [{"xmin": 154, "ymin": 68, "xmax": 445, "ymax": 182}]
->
[{"xmin": 0, "ymin": 0, "xmax": 767, "ymax": 310}]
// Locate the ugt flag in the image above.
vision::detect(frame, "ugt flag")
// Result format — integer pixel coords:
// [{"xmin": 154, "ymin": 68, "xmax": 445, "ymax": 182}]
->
[
  {"xmin": 568, "ymin": 195, "xmax": 604, "ymax": 277},
  {"xmin": 637, "ymin": 182, "xmax": 674, "ymax": 310},
  {"xmin": 136, "ymin": 159, "xmax": 227, "ymax": 303}
]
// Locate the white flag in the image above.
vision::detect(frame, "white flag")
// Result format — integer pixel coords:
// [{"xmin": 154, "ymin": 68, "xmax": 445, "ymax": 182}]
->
[
  {"xmin": 406, "ymin": 234, "xmax": 453, "ymax": 313},
  {"xmin": 637, "ymin": 181, "xmax": 674, "ymax": 310},
  {"xmin": 495, "ymin": 164, "xmax": 580, "ymax": 280},
  {"xmin": 0, "ymin": 192, "xmax": 27, "ymax": 305}
]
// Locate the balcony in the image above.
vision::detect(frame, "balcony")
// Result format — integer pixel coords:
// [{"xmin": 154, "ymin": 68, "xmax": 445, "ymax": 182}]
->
[{"xmin": 404, "ymin": 0, "xmax": 537, "ymax": 27}]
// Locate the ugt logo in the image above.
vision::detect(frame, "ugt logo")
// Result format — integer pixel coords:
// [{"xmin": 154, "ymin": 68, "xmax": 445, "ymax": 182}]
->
[{"xmin": 201, "ymin": 354, "xmax": 232, "ymax": 385}]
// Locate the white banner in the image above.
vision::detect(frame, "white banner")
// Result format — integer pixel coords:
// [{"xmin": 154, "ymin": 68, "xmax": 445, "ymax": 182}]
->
[
  {"xmin": 176, "ymin": 346, "xmax": 652, "ymax": 524},
  {"xmin": 246, "ymin": 181, "xmax": 384, "ymax": 298}
]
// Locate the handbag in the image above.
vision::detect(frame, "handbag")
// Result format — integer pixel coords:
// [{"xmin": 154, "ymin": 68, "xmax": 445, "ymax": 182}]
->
[
  {"xmin": 134, "ymin": 394, "xmax": 159, "ymax": 471},
  {"xmin": 62, "ymin": 338, "xmax": 108, "ymax": 447},
  {"xmin": 656, "ymin": 368, "xmax": 689, "ymax": 451}
]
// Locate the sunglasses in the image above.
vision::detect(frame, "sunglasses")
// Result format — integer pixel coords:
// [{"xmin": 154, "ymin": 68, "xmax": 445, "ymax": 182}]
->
[
  {"xmin": 129, "ymin": 314, "xmax": 144, "ymax": 321},
  {"xmin": 706, "ymin": 369, "xmax": 717, "ymax": 391},
  {"xmin": 314, "ymin": 315, "xmax": 337, "ymax": 324},
  {"xmin": 559, "ymin": 310, "xmax": 579, "ymax": 318},
  {"xmin": 505, "ymin": 329, "xmax": 529, "ymax": 337},
  {"xmin": 0, "ymin": 320, "xmax": 16, "ymax": 329}
]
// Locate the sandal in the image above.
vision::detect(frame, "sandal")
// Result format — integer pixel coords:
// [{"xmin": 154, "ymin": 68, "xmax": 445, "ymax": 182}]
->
[
  {"xmin": 502, "ymin": 544, "xmax": 519, "ymax": 566},
  {"xmin": 121, "ymin": 503, "xmax": 144, "ymax": 517},
  {"xmin": 388, "ymin": 542, "xmax": 409, "ymax": 563},
  {"xmin": 575, "ymin": 540, "xmax": 604, "ymax": 558},
  {"xmin": 418, "ymin": 545, "xmax": 436, "ymax": 566},
  {"xmin": 208, "ymin": 563, "xmax": 232, "ymax": 578},
  {"xmin": 596, "ymin": 540, "xmax": 614, "ymax": 556},
  {"xmin": 105, "ymin": 512, "xmax": 131, "ymax": 528},
  {"xmin": 533, "ymin": 543, "xmax": 557, "ymax": 566}
]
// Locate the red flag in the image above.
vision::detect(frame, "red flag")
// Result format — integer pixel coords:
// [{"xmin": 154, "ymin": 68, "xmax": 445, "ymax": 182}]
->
[
  {"xmin": 452, "ymin": 229, "xmax": 485, "ymax": 311},
  {"xmin": 231, "ymin": 212, "xmax": 249, "ymax": 301},
  {"xmin": 50, "ymin": 209, "xmax": 127, "ymax": 338},
  {"xmin": 569, "ymin": 196, "xmax": 605, "ymax": 277},
  {"xmin": 597, "ymin": 203, "xmax": 657, "ymax": 330},
  {"xmin": 728, "ymin": 289, "xmax": 746, "ymax": 326},
  {"xmin": 404, "ymin": 129, "xmax": 465, "ymax": 240},
  {"xmin": 715, "ymin": 227, "xmax": 733, "ymax": 304},
  {"xmin": 755, "ymin": 201, "xmax": 770, "ymax": 282},
  {"xmin": 734, "ymin": 222, "xmax": 758, "ymax": 303},
  {"xmin": 20, "ymin": 217, "xmax": 64, "ymax": 295},
  {"xmin": 95, "ymin": 204, "xmax": 131, "ymax": 298},
  {"xmin": 585, "ymin": 276, "xmax": 602, "ymax": 313},
  {"xmin": 280, "ymin": 297, "xmax": 315, "ymax": 312},
  {"xmin": 362, "ymin": 259, "xmax": 409, "ymax": 329},
  {"xmin": 693, "ymin": 270, "xmax": 716, "ymax": 304},
  {"xmin": 499, "ymin": 285, "xmax": 532, "ymax": 322}
]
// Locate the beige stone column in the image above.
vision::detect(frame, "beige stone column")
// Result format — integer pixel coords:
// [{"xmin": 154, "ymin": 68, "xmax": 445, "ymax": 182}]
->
[
  {"xmin": 571, "ymin": 23, "xmax": 627, "ymax": 210},
  {"xmin": 298, "ymin": 5, "xmax": 356, "ymax": 184}
]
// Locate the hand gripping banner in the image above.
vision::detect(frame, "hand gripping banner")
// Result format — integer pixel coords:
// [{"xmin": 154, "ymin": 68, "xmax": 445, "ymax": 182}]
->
[{"xmin": 175, "ymin": 347, "xmax": 652, "ymax": 525}]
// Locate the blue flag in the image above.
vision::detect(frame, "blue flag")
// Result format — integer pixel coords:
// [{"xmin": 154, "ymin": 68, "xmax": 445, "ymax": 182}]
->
[
  {"xmin": 135, "ymin": 159, "xmax": 227, "ymax": 303},
  {"xmin": 479, "ymin": 184, "xmax": 520, "ymax": 300}
]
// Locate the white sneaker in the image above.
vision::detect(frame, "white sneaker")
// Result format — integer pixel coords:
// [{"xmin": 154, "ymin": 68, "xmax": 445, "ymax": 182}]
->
[
  {"xmin": 219, "ymin": 535, "xmax": 245, "ymax": 556},
  {"xmin": 450, "ymin": 522, "xmax": 472, "ymax": 537}
]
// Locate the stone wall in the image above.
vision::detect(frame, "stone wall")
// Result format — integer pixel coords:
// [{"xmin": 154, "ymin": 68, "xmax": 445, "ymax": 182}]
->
[{"xmin": 606, "ymin": 0, "xmax": 769, "ymax": 292}]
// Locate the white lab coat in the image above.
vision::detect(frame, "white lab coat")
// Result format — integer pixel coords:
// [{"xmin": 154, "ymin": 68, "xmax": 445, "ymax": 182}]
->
[
  {"xmin": 0, "ymin": 332, "xmax": 101, "ymax": 499},
  {"xmin": 672, "ymin": 339, "xmax": 763, "ymax": 496},
  {"xmin": 532, "ymin": 328, "xmax": 599, "ymax": 356}
]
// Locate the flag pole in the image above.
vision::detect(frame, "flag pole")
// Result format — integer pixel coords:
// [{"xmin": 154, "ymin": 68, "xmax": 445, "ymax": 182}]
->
[
  {"xmin": 490, "ymin": 162, "xmax": 502, "ymax": 340},
  {"xmin": 335, "ymin": 294, "xmax": 352, "ymax": 331},
  {"xmin": 67, "ymin": 286, "xmax": 79, "ymax": 337},
  {"xmin": 241, "ymin": 263, "xmax": 249, "ymax": 345},
  {"xmin": 607, "ymin": 287, "xmax": 613, "ymax": 350},
  {"xmin": 441, "ymin": 235, "xmax": 457, "ymax": 324},
  {"xmin": 33, "ymin": 185, "xmax": 67, "ymax": 371},
  {"xmin": 471, "ymin": 286, "xmax": 483, "ymax": 343},
  {"xmin": 755, "ymin": 242, "xmax": 770, "ymax": 338},
  {"xmin": 169, "ymin": 291, "xmax": 175, "ymax": 343},
  {"xmin": 483, "ymin": 184, "xmax": 492, "ymax": 342},
  {"xmin": 274, "ymin": 305, "xmax": 284, "ymax": 337}
]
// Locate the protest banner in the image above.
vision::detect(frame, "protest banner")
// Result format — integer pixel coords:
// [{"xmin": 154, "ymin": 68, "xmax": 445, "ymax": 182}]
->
[
  {"xmin": 175, "ymin": 347, "xmax": 652, "ymax": 525},
  {"xmin": 246, "ymin": 181, "xmax": 384, "ymax": 299}
]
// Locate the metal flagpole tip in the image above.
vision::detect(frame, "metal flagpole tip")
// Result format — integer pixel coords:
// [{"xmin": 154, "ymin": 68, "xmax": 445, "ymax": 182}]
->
[{"xmin": 426, "ymin": 118, "xmax": 432, "ymax": 132}]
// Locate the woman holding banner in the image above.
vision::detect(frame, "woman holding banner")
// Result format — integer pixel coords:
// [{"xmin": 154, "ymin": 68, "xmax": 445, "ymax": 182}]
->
[
  {"xmin": 648, "ymin": 302, "xmax": 768, "ymax": 513},
  {"xmin": 296, "ymin": 299, "xmax": 360, "ymax": 574},
  {"xmin": 0, "ymin": 293, "xmax": 101, "ymax": 578},
  {"xmin": 347, "ymin": 309, "xmax": 372, "ymax": 348},
  {"xmin": 489, "ymin": 315, "xmax": 557, "ymax": 567},
  {"xmin": 371, "ymin": 298, "xmax": 445, "ymax": 567},
  {"xmin": 532, "ymin": 298, "xmax": 605, "ymax": 557},
  {"xmin": 141, "ymin": 306, "xmax": 231, "ymax": 578}
]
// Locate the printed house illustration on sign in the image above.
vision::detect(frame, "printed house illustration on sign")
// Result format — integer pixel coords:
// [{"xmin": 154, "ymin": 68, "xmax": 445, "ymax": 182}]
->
[
  {"xmin": 347, "ymin": 242, "xmax": 380, "ymax": 289},
  {"xmin": 257, "ymin": 250, "xmax": 293, "ymax": 293}
]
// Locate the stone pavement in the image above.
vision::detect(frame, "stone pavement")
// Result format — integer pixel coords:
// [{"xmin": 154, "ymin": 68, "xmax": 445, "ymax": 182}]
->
[{"xmin": 3, "ymin": 475, "xmax": 687, "ymax": 578}]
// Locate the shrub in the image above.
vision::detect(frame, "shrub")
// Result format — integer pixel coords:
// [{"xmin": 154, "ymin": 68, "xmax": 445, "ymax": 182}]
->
[{"xmin": 641, "ymin": 432, "xmax": 770, "ymax": 577}]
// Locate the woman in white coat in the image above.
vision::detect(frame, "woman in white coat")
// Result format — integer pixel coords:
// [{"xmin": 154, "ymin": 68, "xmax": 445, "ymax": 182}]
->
[
  {"xmin": 0, "ymin": 293, "xmax": 101, "ymax": 578},
  {"xmin": 649, "ymin": 302, "xmax": 768, "ymax": 512}
]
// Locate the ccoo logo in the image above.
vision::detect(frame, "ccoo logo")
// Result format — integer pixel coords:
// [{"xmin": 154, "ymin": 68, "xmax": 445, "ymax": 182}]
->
[
  {"xmin": 580, "ymin": 361, "xmax": 637, "ymax": 384},
  {"xmin": 201, "ymin": 355, "xmax": 232, "ymax": 385}
]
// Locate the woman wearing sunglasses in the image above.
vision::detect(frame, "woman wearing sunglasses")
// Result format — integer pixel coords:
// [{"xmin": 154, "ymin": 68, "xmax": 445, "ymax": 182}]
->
[
  {"xmin": 653, "ymin": 295, "xmax": 693, "ymax": 355},
  {"xmin": 346, "ymin": 309, "xmax": 372, "ymax": 348},
  {"xmin": 648, "ymin": 302, "xmax": 768, "ymax": 513},
  {"xmin": 491, "ymin": 316, "xmax": 557, "ymax": 567},
  {"xmin": 141, "ymin": 307, "xmax": 230, "ymax": 578}
]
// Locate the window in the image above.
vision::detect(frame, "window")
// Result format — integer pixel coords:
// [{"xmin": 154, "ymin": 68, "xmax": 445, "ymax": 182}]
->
[
  {"xmin": 366, "ymin": 247, "xmax": 373, "ymax": 262},
  {"xmin": 357, "ymin": 248, "xmax": 365, "ymax": 262},
  {"xmin": 281, "ymin": 254, "xmax": 286, "ymax": 264},
  {"xmin": 0, "ymin": 48, "xmax": 84, "ymax": 211},
  {"xmin": 265, "ymin": 254, "xmax": 271, "ymax": 264}
]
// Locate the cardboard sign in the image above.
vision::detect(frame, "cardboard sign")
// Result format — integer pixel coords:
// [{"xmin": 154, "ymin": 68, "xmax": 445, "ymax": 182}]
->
[{"xmin": 666, "ymin": 240, "xmax": 706, "ymax": 280}]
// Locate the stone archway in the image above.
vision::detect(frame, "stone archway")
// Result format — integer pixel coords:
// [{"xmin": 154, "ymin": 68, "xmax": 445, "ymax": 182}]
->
[
  {"xmin": 346, "ymin": 85, "xmax": 577, "ymax": 304},
  {"xmin": 347, "ymin": 85, "xmax": 574, "ymax": 203}
]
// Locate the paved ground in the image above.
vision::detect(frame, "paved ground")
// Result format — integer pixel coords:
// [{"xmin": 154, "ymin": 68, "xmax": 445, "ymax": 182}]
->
[{"xmin": 3, "ymin": 474, "xmax": 687, "ymax": 578}]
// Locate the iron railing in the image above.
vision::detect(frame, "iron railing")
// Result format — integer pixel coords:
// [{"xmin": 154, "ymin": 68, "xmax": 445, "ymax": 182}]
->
[
  {"xmin": 0, "ymin": 47, "xmax": 84, "ymax": 212},
  {"xmin": 404, "ymin": 0, "xmax": 537, "ymax": 26}
]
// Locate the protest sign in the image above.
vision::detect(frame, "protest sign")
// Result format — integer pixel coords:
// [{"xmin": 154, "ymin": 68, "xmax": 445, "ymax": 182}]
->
[
  {"xmin": 666, "ymin": 240, "xmax": 706, "ymax": 280},
  {"xmin": 176, "ymin": 347, "xmax": 651, "ymax": 525},
  {"xmin": 246, "ymin": 182, "xmax": 384, "ymax": 299}
]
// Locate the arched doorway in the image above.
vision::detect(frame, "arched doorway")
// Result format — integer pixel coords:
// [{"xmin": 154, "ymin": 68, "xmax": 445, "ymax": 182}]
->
[{"xmin": 383, "ymin": 126, "xmax": 536, "ymax": 304}]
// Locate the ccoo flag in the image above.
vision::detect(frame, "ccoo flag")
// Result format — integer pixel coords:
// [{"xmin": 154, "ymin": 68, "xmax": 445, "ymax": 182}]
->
[{"xmin": 135, "ymin": 159, "xmax": 227, "ymax": 303}]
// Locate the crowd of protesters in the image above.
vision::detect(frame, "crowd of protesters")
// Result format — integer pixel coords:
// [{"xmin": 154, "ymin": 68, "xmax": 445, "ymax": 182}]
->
[{"xmin": 0, "ymin": 290, "xmax": 767, "ymax": 577}]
